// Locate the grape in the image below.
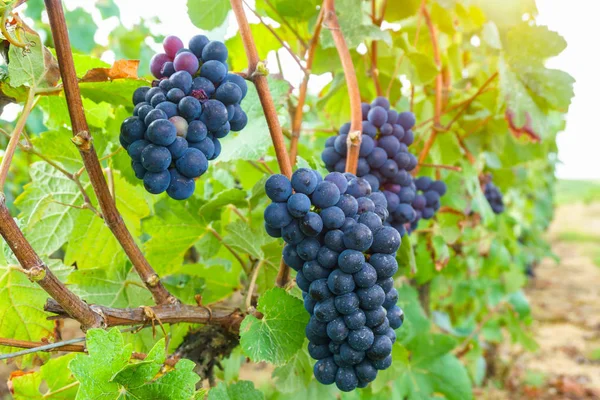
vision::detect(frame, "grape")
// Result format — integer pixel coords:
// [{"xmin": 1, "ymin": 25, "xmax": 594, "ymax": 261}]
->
[
  {"xmin": 166, "ymin": 169, "xmax": 196, "ymax": 200},
  {"xmin": 282, "ymin": 220, "xmax": 304, "ymax": 245},
  {"xmin": 143, "ymin": 170, "xmax": 171, "ymax": 194},
  {"xmin": 312, "ymin": 181, "xmax": 341, "ymax": 209},
  {"xmin": 366, "ymin": 335, "xmax": 392, "ymax": 360},
  {"xmin": 297, "ymin": 237, "xmax": 321, "ymax": 261},
  {"xmin": 292, "ymin": 168, "xmax": 319, "ymax": 195},
  {"xmin": 309, "ymin": 343, "xmax": 332, "ymax": 360},
  {"xmin": 121, "ymin": 117, "xmax": 145, "ymax": 143},
  {"xmin": 353, "ymin": 262, "xmax": 377, "ymax": 288},
  {"xmin": 334, "ymin": 293, "xmax": 360, "ymax": 315},
  {"xmin": 174, "ymin": 148, "xmax": 208, "ymax": 178},
  {"xmin": 367, "ymin": 106, "xmax": 388, "ymax": 128},
  {"xmin": 137, "ymin": 105, "xmax": 154, "ymax": 122},
  {"xmin": 145, "ymin": 87, "xmax": 163, "ymax": 103},
  {"xmin": 379, "ymin": 136, "xmax": 400, "ymax": 157},
  {"xmin": 372, "ymin": 355, "xmax": 392, "ymax": 370},
  {"xmin": 150, "ymin": 92, "xmax": 167, "ymax": 108},
  {"xmin": 229, "ymin": 108, "xmax": 247, "ymax": 131},
  {"xmin": 314, "ymin": 358, "xmax": 338, "ymax": 385},
  {"xmin": 347, "ymin": 327, "xmax": 375, "ymax": 351},
  {"xmin": 371, "ymin": 226, "xmax": 401, "ymax": 254},
  {"xmin": 144, "ymin": 109, "xmax": 168, "ymax": 127},
  {"xmin": 160, "ymin": 62, "xmax": 175, "ymax": 78},
  {"xmin": 200, "ymin": 60, "xmax": 227, "ymax": 84},
  {"xmin": 300, "ymin": 212, "xmax": 323, "ymax": 236},
  {"xmin": 265, "ymin": 174, "xmax": 292, "ymax": 202},
  {"xmin": 192, "ymin": 77, "xmax": 215, "ymax": 97},
  {"xmin": 364, "ymin": 307, "xmax": 387, "ymax": 328},
  {"xmin": 370, "ymin": 253, "xmax": 398, "ymax": 279},
  {"xmin": 355, "ymin": 360, "xmax": 378, "ymax": 383},
  {"xmin": 339, "ymin": 343, "xmax": 365, "ymax": 365},
  {"xmin": 320, "ymin": 206, "xmax": 345, "ymax": 230},
  {"xmin": 283, "ymin": 244, "xmax": 304, "ymax": 270},
  {"xmin": 131, "ymin": 161, "xmax": 146, "ymax": 179},
  {"xmin": 309, "ymin": 279, "xmax": 333, "ymax": 301},
  {"xmin": 357, "ymin": 285, "xmax": 385, "ymax": 310},
  {"xmin": 338, "ymin": 250, "xmax": 365, "ymax": 274},
  {"xmin": 317, "ymin": 246, "xmax": 339, "ymax": 269},
  {"xmin": 314, "ymin": 298, "xmax": 340, "ymax": 323},
  {"xmin": 155, "ymin": 101, "xmax": 178, "ymax": 118},
  {"xmin": 287, "ymin": 193, "xmax": 311, "ymax": 218},
  {"xmin": 146, "ymin": 119, "xmax": 177, "ymax": 146},
  {"xmin": 200, "ymin": 99, "xmax": 228, "ymax": 131},
  {"xmin": 163, "ymin": 35, "xmax": 184, "ymax": 58},
  {"xmin": 173, "ymin": 52, "xmax": 199, "ymax": 75},
  {"xmin": 336, "ymin": 194, "xmax": 359, "ymax": 217},
  {"xmin": 383, "ymin": 288, "xmax": 399, "ymax": 309},
  {"xmin": 324, "ymin": 230, "xmax": 345, "ymax": 252},
  {"xmin": 430, "ymin": 180, "xmax": 447, "ymax": 195},
  {"xmin": 222, "ymin": 73, "xmax": 248, "ymax": 98},
  {"xmin": 215, "ymin": 82, "xmax": 242, "ymax": 105},
  {"xmin": 357, "ymin": 197, "xmax": 375, "ymax": 214},
  {"xmin": 141, "ymin": 144, "xmax": 171, "ymax": 172},
  {"xmin": 484, "ymin": 180, "xmax": 505, "ymax": 214},
  {"xmin": 150, "ymin": 53, "xmax": 170, "ymax": 79},
  {"xmin": 344, "ymin": 310, "xmax": 366, "ymax": 330},
  {"xmin": 327, "ymin": 270, "xmax": 355, "ymax": 295},
  {"xmin": 387, "ymin": 306, "xmax": 404, "ymax": 329},
  {"xmin": 133, "ymin": 87, "xmax": 150, "ymax": 105},
  {"xmin": 189, "ymin": 34, "xmax": 209, "ymax": 58},
  {"xmin": 189, "ymin": 138, "xmax": 215, "ymax": 160},
  {"xmin": 303, "ymin": 260, "xmax": 331, "ymax": 281},
  {"xmin": 127, "ymin": 139, "xmax": 149, "ymax": 162},
  {"xmin": 169, "ymin": 71, "xmax": 193, "ymax": 93},
  {"xmin": 202, "ymin": 41, "xmax": 228, "ymax": 62},
  {"xmin": 343, "ymin": 223, "xmax": 373, "ymax": 252},
  {"xmin": 177, "ymin": 96, "xmax": 202, "ymax": 121},
  {"xmin": 327, "ymin": 317, "xmax": 349, "ymax": 342},
  {"xmin": 264, "ymin": 203, "xmax": 293, "ymax": 229}
]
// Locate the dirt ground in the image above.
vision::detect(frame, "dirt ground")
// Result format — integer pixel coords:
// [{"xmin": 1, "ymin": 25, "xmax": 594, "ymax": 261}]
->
[
  {"xmin": 479, "ymin": 202, "xmax": 600, "ymax": 399},
  {"xmin": 2, "ymin": 203, "xmax": 600, "ymax": 399}
]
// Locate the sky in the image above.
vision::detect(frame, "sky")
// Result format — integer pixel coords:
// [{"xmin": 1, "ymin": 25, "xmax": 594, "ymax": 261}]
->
[{"xmin": 7, "ymin": 0, "xmax": 599, "ymax": 180}]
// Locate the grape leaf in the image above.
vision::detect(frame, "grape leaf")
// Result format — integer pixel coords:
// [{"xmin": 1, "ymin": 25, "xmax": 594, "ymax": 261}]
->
[
  {"xmin": 187, "ymin": 0, "xmax": 231, "ymax": 30},
  {"xmin": 68, "ymin": 264, "xmax": 153, "ymax": 308},
  {"xmin": 11, "ymin": 353, "xmax": 78, "ymax": 399},
  {"xmin": 240, "ymin": 288, "xmax": 309, "ymax": 365},
  {"xmin": 207, "ymin": 380, "xmax": 264, "ymax": 400},
  {"xmin": 397, "ymin": 234, "xmax": 416, "ymax": 275},
  {"xmin": 30, "ymin": 129, "xmax": 83, "ymax": 173},
  {"xmin": 272, "ymin": 347, "xmax": 313, "ymax": 393},
  {"xmin": 8, "ymin": 31, "xmax": 48, "ymax": 88},
  {"xmin": 256, "ymin": 0, "xmax": 319, "ymax": 20},
  {"xmin": 96, "ymin": 0, "xmax": 121, "ymax": 19},
  {"xmin": 14, "ymin": 162, "xmax": 84, "ymax": 256},
  {"xmin": 199, "ymin": 188, "xmax": 247, "ymax": 222},
  {"xmin": 79, "ymin": 79, "xmax": 148, "ymax": 107},
  {"xmin": 64, "ymin": 8, "xmax": 98, "ymax": 54},
  {"xmin": 223, "ymin": 220, "xmax": 274, "ymax": 260},
  {"xmin": 111, "ymin": 339, "xmax": 200, "ymax": 399},
  {"xmin": 218, "ymin": 78, "xmax": 291, "ymax": 163}
]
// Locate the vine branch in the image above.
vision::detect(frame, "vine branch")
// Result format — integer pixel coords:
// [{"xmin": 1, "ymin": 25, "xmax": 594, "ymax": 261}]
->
[
  {"xmin": 0, "ymin": 195, "xmax": 103, "ymax": 329},
  {"xmin": 413, "ymin": 5, "xmax": 441, "ymax": 176},
  {"xmin": 322, "ymin": 0, "xmax": 363, "ymax": 174},
  {"xmin": 289, "ymin": 7, "xmax": 325, "ymax": 164},
  {"xmin": 44, "ymin": 0, "xmax": 176, "ymax": 306},
  {"xmin": 369, "ymin": 0, "xmax": 386, "ymax": 96},
  {"xmin": 0, "ymin": 87, "xmax": 35, "ymax": 192},
  {"xmin": 230, "ymin": 0, "xmax": 293, "ymax": 179}
]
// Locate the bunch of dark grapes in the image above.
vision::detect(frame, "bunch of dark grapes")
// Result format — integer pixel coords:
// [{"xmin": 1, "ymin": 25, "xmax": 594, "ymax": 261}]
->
[
  {"xmin": 408, "ymin": 177, "xmax": 447, "ymax": 232},
  {"xmin": 264, "ymin": 168, "xmax": 404, "ymax": 392},
  {"xmin": 484, "ymin": 181, "xmax": 504, "ymax": 214},
  {"xmin": 119, "ymin": 35, "xmax": 248, "ymax": 200}
]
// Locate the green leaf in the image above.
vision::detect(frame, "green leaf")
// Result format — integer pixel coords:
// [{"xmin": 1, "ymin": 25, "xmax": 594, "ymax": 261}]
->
[
  {"xmin": 64, "ymin": 8, "xmax": 98, "ymax": 54},
  {"xmin": 69, "ymin": 328, "xmax": 133, "ymax": 399},
  {"xmin": 218, "ymin": 78, "xmax": 290, "ymax": 163},
  {"xmin": 398, "ymin": 234, "xmax": 417, "ymax": 275},
  {"xmin": 187, "ymin": 0, "xmax": 231, "ymax": 30},
  {"xmin": 64, "ymin": 211, "xmax": 127, "ymax": 271},
  {"xmin": 199, "ymin": 188, "xmax": 247, "ymax": 222},
  {"xmin": 320, "ymin": 0, "xmax": 391, "ymax": 49},
  {"xmin": 272, "ymin": 347, "xmax": 313, "ymax": 393},
  {"xmin": 14, "ymin": 162, "xmax": 83, "ymax": 256},
  {"xmin": 223, "ymin": 220, "xmax": 273, "ymax": 260},
  {"xmin": 257, "ymin": 0, "xmax": 319, "ymax": 19},
  {"xmin": 96, "ymin": 0, "xmax": 120, "ymax": 19},
  {"xmin": 240, "ymin": 287, "xmax": 309, "ymax": 365},
  {"xmin": 207, "ymin": 381, "xmax": 264, "ymax": 400},
  {"xmin": 79, "ymin": 79, "xmax": 148, "ymax": 107},
  {"xmin": 506, "ymin": 24, "xmax": 567, "ymax": 61},
  {"xmin": 12, "ymin": 353, "xmax": 78, "ymax": 399},
  {"xmin": 8, "ymin": 31, "xmax": 50, "ymax": 88},
  {"xmin": 68, "ymin": 264, "xmax": 153, "ymax": 308}
]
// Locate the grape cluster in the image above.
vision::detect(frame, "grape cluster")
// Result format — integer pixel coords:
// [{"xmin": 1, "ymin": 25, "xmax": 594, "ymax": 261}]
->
[
  {"xmin": 264, "ymin": 169, "xmax": 405, "ymax": 392},
  {"xmin": 484, "ymin": 180, "xmax": 505, "ymax": 214},
  {"xmin": 408, "ymin": 176, "xmax": 447, "ymax": 232},
  {"xmin": 119, "ymin": 35, "xmax": 248, "ymax": 200}
]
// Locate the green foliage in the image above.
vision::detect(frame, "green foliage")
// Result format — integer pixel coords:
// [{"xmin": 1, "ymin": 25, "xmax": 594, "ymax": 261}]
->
[{"xmin": 0, "ymin": 0, "xmax": 575, "ymax": 398}]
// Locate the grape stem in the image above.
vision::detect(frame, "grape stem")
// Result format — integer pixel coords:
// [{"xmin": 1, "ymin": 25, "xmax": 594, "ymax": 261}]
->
[
  {"xmin": 0, "ymin": 87, "xmax": 35, "ymax": 192},
  {"xmin": 44, "ymin": 0, "xmax": 178, "ymax": 306},
  {"xmin": 369, "ymin": 0, "xmax": 386, "ymax": 96},
  {"xmin": 0, "ymin": 195, "xmax": 104, "ymax": 329},
  {"xmin": 242, "ymin": 0, "xmax": 308, "ymax": 75},
  {"xmin": 230, "ymin": 0, "xmax": 293, "ymax": 179},
  {"xmin": 245, "ymin": 260, "xmax": 264, "ymax": 310},
  {"xmin": 289, "ymin": 7, "xmax": 325, "ymax": 165},
  {"xmin": 413, "ymin": 5, "xmax": 442, "ymax": 176},
  {"xmin": 418, "ymin": 163, "xmax": 462, "ymax": 172},
  {"xmin": 322, "ymin": 0, "xmax": 363, "ymax": 175}
]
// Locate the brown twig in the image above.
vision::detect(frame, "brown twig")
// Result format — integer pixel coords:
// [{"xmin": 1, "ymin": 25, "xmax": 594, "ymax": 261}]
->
[
  {"xmin": 241, "ymin": 0, "xmax": 308, "ymax": 75},
  {"xmin": 207, "ymin": 226, "xmax": 250, "ymax": 274},
  {"xmin": 0, "ymin": 88, "xmax": 35, "ymax": 192},
  {"xmin": 45, "ymin": 299, "xmax": 245, "ymax": 332},
  {"xmin": 369, "ymin": 0, "xmax": 386, "ymax": 96},
  {"xmin": 44, "ymin": 0, "xmax": 176, "ymax": 306},
  {"xmin": 322, "ymin": 0, "xmax": 363, "ymax": 174},
  {"xmin": 418, "ymin": 163, "xmax": 462, "ymax": 172},
  {"xmin": 0, "ymin": 337, "xmax": 86, "ymax": 354},
  {"xmin": 454, "ymin": 132, "xmax": 476, "ymax": 165},
  {"xmin": 263, "ymin": 0, "xmax": 308, "ymax": 50},
  {"xmin": 0, "ymin": 196, "xmax": 103, "ymax": 328},
  {"xmin": 413, "ymin": 5, "xmax": 441, "ymax": 176},
  {"xmin": 444, "ymin": 72, "xmax": 498, "ymax": 130},
  {"xmin": 288, "ymin": 7, "xmax": 325, "ymax": 165},
  {"xmin": 230, "ymin": 0, "xmax": 293, "ymax": 179},
  {"xmin": 245, "ymin": 260, "xmax": 264, "ymax": 310}
]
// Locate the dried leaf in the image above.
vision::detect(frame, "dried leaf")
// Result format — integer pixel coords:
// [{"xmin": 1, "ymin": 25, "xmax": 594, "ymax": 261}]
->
[{"xmin": 81, "ymin": 59, "xmax": 140, "ymax": 82}]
